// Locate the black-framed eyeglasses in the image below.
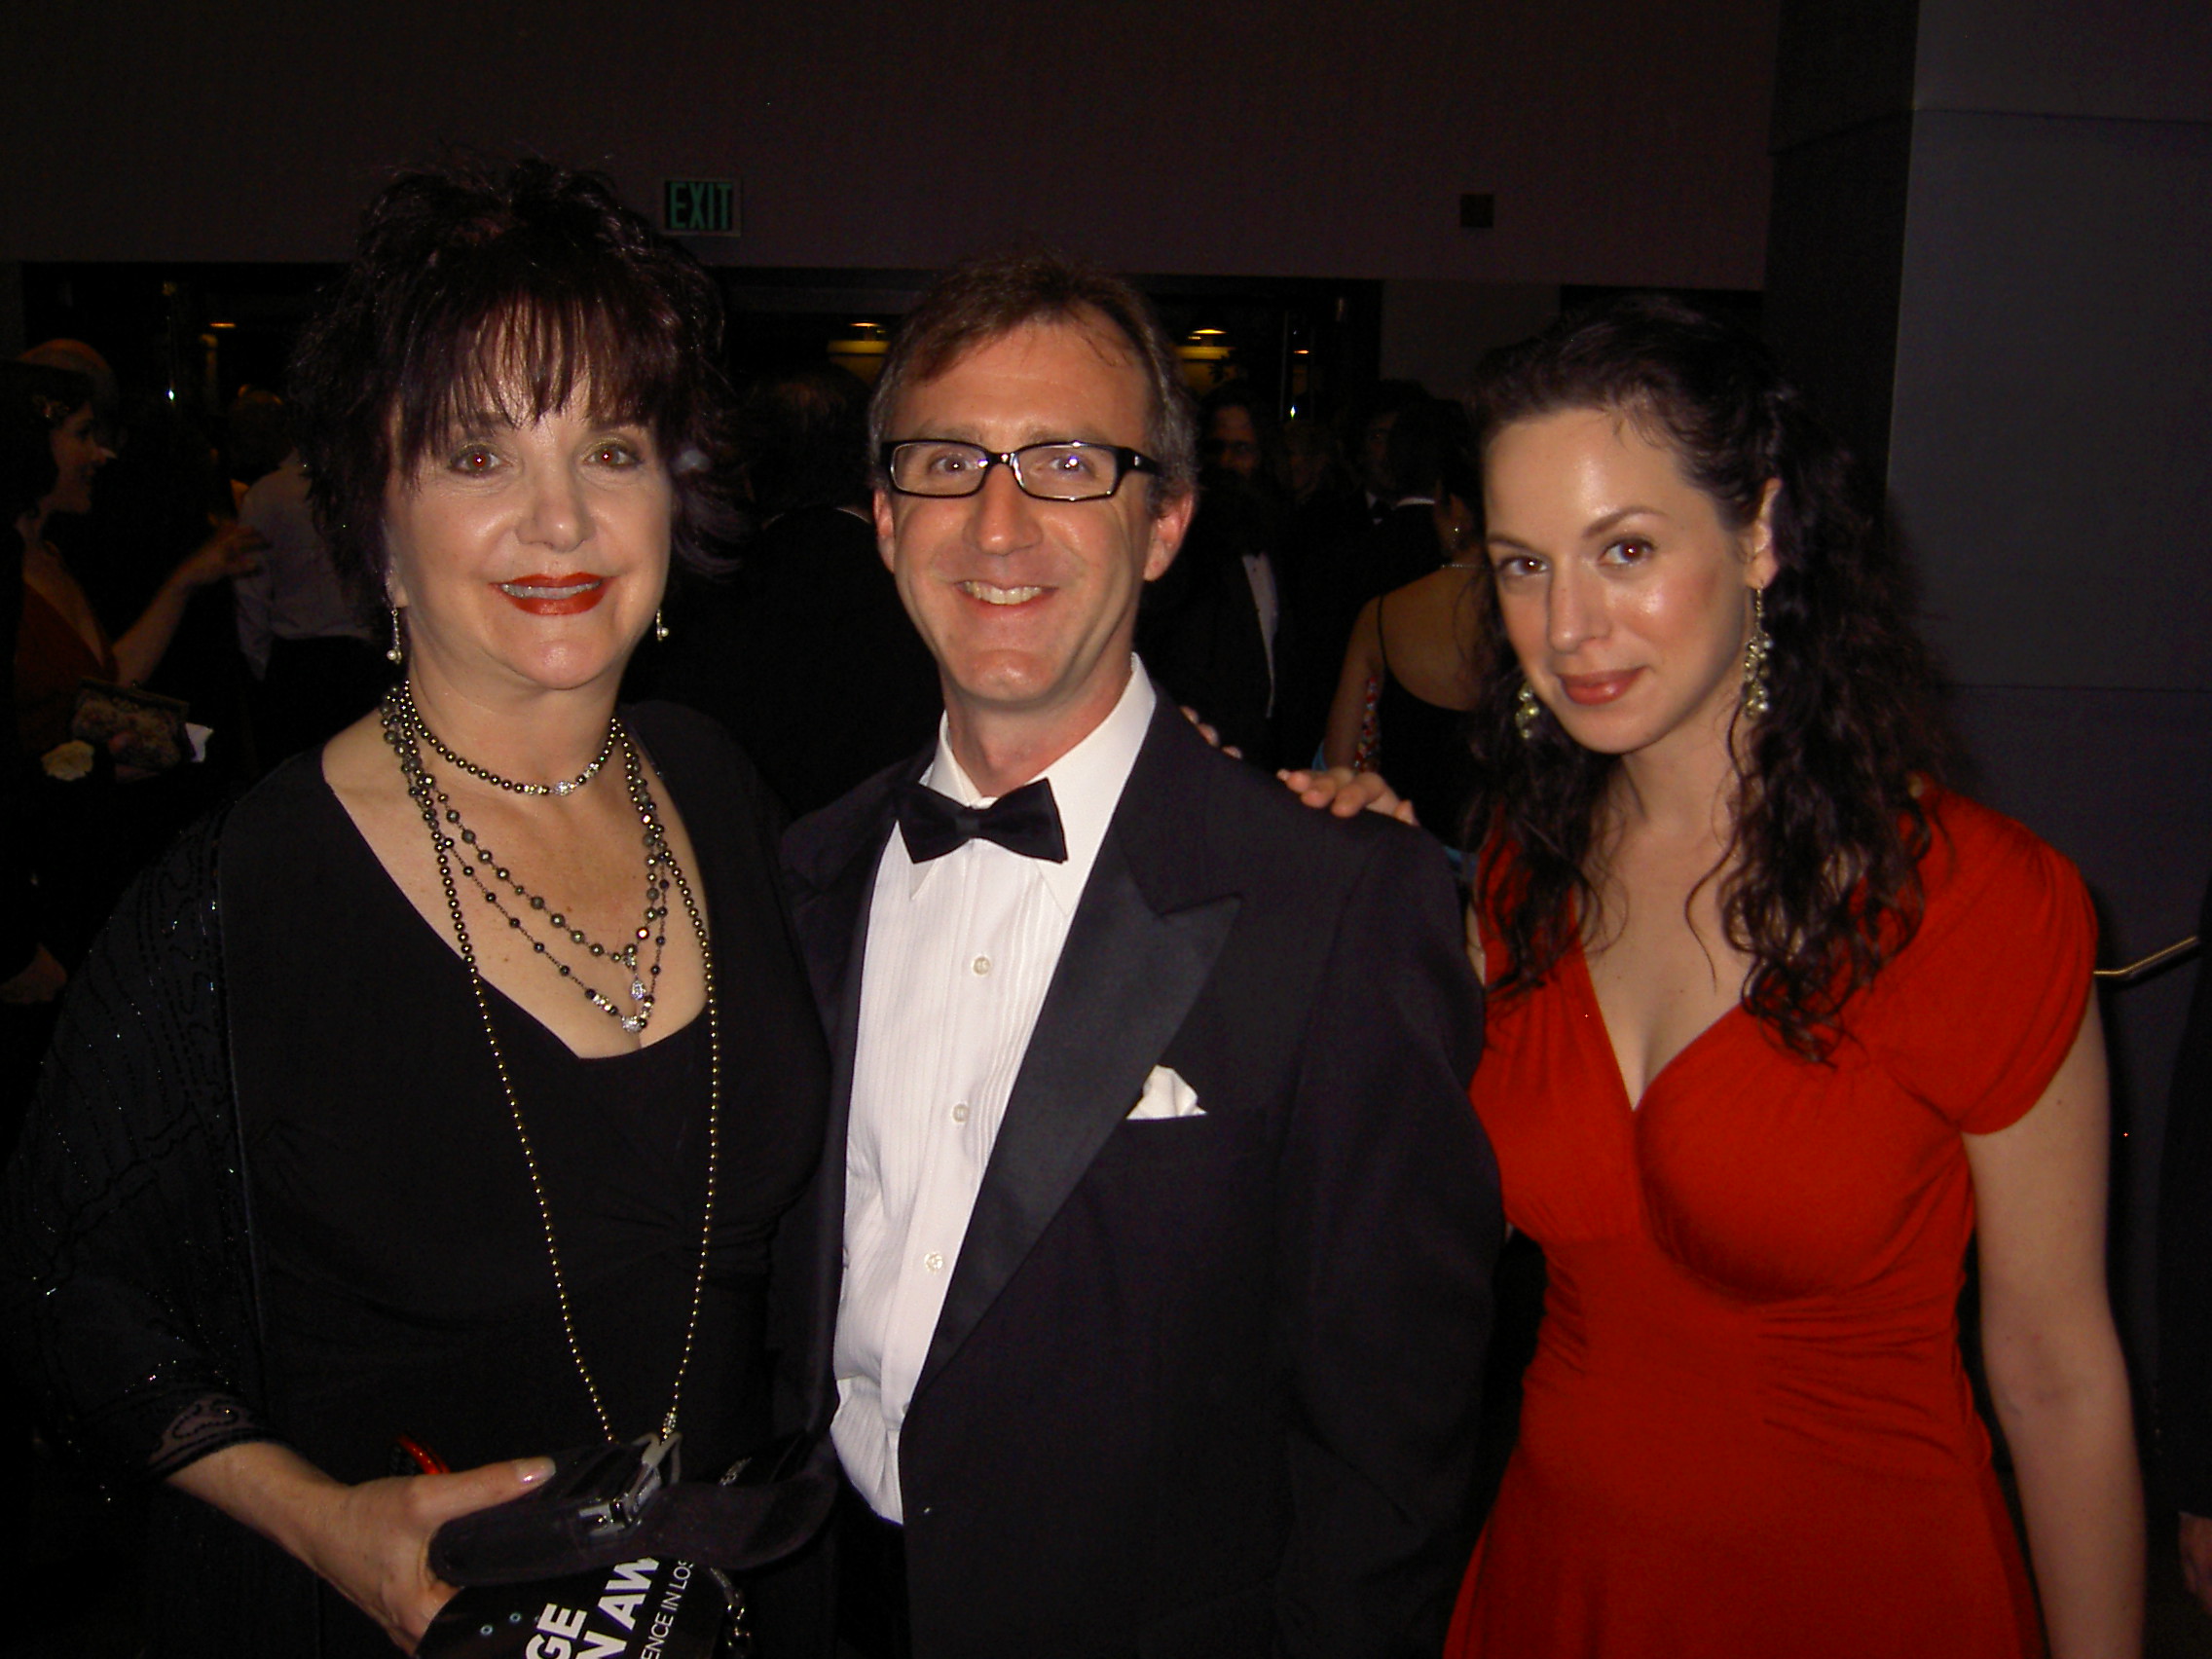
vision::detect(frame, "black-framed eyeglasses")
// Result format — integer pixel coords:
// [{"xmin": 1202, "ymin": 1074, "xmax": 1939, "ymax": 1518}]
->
[{"xmin": 880, "ymin": 439, "xmax": 1161, "ymax": 502}]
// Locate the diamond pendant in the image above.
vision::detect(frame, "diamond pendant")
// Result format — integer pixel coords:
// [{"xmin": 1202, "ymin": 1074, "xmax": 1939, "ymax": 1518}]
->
[
  {"xmin": 630, "ymin": 976, "xmax": 647, "ymax": 1003},
  {"xmin": 621, "ymin": 1014, "xmax": 645, "ymax": 1033}
]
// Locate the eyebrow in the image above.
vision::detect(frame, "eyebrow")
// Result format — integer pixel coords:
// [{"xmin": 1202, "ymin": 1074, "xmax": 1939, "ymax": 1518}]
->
[
  {"xmin": 438, "ymin": 406, "xmax": 652, "ymax": 437},
  {"xmin": 900, "ymin": 424, "xmax": 1122, "ymax": 449},
  {"xmin": 1487, "ymin": 504, "xmax": 1671, "ymax": 550},
  {"xmin": 1582, "ymin": 505, "xmax": 1669, "ymax": 535}
]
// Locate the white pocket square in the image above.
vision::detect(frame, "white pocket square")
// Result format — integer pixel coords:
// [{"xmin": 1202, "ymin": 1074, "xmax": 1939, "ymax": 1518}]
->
[{"xmin": 1127, "ymin": 1065, "xmax": 1204, "ymax": 1121}]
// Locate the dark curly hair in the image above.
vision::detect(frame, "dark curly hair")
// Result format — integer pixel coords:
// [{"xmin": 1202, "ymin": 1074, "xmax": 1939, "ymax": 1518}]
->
[
  {"xmin": 288, "ymin": 156, "xmax": 741, "ymax": 604},
  {"xmin": 1465, "ymin": 295, "xmax": 1950, "ymax": 1058}
]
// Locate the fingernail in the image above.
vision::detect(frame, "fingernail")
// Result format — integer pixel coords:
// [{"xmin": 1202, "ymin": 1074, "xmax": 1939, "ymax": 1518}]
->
[{"xmin": 516, "ymin": 1456, "xmax": 556, "ymax": 1485}]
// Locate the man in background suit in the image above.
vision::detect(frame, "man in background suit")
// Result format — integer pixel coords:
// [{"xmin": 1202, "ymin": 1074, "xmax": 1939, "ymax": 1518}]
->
[
  {"xmin": 1140, "ymin": 385, "xmax": 1303, "ymax": 767},
  {"xmin": 650, "ymin": 363, "xmax": 940, "ymax": 818},
  {"xmin": 1138, "ymin": 467, "xmax": 1292, "ymax": 766},
  {"xmin": 774, "ymin": 251, "xmax": 1500, "ymax": 1659}
]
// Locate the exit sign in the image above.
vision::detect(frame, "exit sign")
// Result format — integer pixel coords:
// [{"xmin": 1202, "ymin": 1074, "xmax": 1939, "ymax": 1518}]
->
[{"xmin": 663, "ymin": 178, "xmax": 740, "ymax": 237}]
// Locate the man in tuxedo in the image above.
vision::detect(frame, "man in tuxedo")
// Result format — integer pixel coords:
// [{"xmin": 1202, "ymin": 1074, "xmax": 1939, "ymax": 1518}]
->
[{"xmin": 773, "ymin": 251, "xmax": 1499, "ymax": 1659}]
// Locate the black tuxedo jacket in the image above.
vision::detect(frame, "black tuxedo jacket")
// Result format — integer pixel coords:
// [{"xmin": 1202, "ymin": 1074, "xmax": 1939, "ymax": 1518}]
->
[{"xmin": 773, "ymin": 692, "xmax": 1500, "ymax": 1658}]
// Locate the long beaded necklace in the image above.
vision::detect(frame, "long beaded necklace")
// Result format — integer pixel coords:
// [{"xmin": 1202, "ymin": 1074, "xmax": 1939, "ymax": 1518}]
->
[
  {"xmin": 385, "ymin": 687, "xmax": 720, "ymax": 1442},
  {"xmin": 382, "ymin": 698, "xmax": 672, "ymax": 1033}
]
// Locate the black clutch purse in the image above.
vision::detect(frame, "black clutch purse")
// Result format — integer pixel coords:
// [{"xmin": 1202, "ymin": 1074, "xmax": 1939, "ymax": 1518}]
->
[
  {"xmin": 418, "ymin": 1554, "xmax": 726, "ymax": 1659},
  {"xmin": 428, "ymin": 1430, "xmax": 836, "ymax": 1587},
  {"xmin": 417, "ymin": 1433, "xmax": 836, "ymax": 1658}
]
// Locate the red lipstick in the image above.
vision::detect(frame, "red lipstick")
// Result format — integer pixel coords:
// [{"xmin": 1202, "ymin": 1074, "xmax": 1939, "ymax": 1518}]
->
[
  {"xmin": 494, "ymin": 573, "xmax": 607, "ymax": 615},
  {"xmin": 1557, "ymin": 670, "xmax": 1640, "ymax": 706}
]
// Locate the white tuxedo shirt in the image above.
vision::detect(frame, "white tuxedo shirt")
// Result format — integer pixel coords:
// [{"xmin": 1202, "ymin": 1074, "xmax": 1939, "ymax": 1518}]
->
[{"xmin": 831, "ymin": 664, "xmax": 1156, "ymax": 1520}]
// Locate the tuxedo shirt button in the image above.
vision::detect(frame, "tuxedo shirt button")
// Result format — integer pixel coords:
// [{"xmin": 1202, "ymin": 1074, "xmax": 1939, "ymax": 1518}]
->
[
  {"xmin": 971, "ymin": 954, "xmax": 991, "ymax": 976},
  {"xmin": 951, "ymin": 1102, "xmax": 970, "ymax": 1124},
  {"xmin": 924, "ymin": 1251, "xmax": 944, "ymax": 1272}
]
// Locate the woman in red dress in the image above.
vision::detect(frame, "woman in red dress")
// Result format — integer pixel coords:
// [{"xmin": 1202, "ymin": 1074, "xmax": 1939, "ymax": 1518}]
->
[{"xmin": 1446, "ymin": 298, "xmax": 2141, "ymax": 1657}]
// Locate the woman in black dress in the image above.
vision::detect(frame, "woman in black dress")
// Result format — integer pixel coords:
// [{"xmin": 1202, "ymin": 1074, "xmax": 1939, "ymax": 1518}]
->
[
  {"xmin": 3, "ymin": 160, "xmax": 828, "ymax": 1654},
  {"xmin": 1321, "ymin": 437, "xmax": 1490, "ymax": 841}
]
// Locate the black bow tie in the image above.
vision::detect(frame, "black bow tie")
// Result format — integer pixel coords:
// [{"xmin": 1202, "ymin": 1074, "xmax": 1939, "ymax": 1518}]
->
[{"xmin": 895, "ymin": 777, "xmax": 1068, "ymax": 865}]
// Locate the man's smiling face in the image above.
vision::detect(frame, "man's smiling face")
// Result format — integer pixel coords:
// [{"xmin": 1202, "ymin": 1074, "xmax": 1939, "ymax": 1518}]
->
[{"xmin": 874, "ymin": 313, "xmax": 1191, "ymax": 765}]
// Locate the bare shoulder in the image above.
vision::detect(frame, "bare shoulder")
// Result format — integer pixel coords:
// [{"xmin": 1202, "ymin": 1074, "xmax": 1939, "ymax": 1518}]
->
[
  {"xmin": 316, "ymin": 709, "xmax": 416, "ymax": 829},
  {"xmin": 317, "ymin": 708, "xmax": 392, "ymax": 793}
]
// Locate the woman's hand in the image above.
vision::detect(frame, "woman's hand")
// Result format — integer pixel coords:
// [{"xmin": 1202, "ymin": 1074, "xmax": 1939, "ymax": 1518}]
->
[
  {"xmin": 116, "ymin": 524, "xmax": 270, "ymax": 685},
  {"xmin": 1177, "ymin": 705, "xmax": 1242, "ymax": 760},
  {"xmin": 1277, "ymin": 765, "xmax": 1419, "ymax": 826},
  {"xmin": 171, "ymin": 1441, "xmax": 552, "ymax": 1652},
  {"xmin": 2182, "ymin": 1513, "xmax": 2212, "ymax": 1617},
  {"xmin": 1177, "ymin": 703, "xmax": 1415, "ymax": 826},
  {"xmin": 299, "ymin": 1461, "xmax": 553, "ymax": 1649},
  {"xmin": 172, "ymin": 522, "xmax": 266, "ymax": 589},
  {"xmin": 0, "ymin": 943, "xmax": 67, "ymax": 1005}
]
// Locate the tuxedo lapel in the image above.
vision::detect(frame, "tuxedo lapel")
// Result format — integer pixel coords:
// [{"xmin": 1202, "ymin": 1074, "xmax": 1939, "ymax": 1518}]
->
[
  {"xmin": 781, "ymin": 755, "xmax": 924, "ymax": 1428},
  {"xmin": 913, "ymin": 708, "xmax": 1240, "ymax": 1399},
  {"xmin": 786, "ymin": 769, "xmax": 905, "ymax": 1150},
  {"xmin": 784, "ymin": 755, "xmax": 926, "ymax": 1017}
]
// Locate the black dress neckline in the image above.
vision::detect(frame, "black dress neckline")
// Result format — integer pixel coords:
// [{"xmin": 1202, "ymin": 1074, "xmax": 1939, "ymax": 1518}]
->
[
  {"xmin": 230, "ymin": 703, "xmax": 827, "ymax": 1500},
  {"xmin": 307, "ymin": 727, "xmax": 709, "ymax": 1064}
]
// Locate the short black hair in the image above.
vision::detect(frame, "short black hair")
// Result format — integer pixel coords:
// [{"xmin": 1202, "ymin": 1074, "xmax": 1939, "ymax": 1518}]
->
[{"xmin": 288, "ymin": 156, "xmax": 740, "ymax": 601}]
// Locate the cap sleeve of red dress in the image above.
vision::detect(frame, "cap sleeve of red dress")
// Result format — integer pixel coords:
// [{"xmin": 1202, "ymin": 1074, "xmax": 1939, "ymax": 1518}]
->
[{"xmin": 1858, "ymin": 790, "xmax": 2097, "ymax": 1136}]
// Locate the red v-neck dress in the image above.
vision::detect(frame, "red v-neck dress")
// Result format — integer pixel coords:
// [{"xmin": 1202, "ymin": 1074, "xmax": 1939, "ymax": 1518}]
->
[{"xmin": 1447, "ymin": 790, "xmax": 2094, "ymax": 1658}]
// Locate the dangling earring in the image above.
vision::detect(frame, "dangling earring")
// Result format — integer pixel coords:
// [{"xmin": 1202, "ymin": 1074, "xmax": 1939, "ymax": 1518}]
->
[
  {"xmin": 386, "ymin": 606, "xmax": 405, "ymax": 666},
  {"xmin": 1515, "ymin": 681, "xmax": 1541, "ymax": 741},
  {"xmin": 653, "ymin": 607, "xmax": 670, "ymax": 644},
  {"xmin": 1741, "ymin": 587, "xmax": 1772, "ymax": 719}
]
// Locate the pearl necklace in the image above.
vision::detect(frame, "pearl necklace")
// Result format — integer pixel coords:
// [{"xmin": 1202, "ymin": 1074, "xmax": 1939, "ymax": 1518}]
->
[{"xmin": 390, "ymin": 682, "xmax": 617, "ymax": 796}]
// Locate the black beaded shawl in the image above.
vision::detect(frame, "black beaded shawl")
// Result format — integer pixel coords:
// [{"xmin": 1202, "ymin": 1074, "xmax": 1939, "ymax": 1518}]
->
[
  {"xmin": 4, "ymin": 811, "xmax": 272, "ymax": 1481},
  {"xmin": 1, "ymin": 810, "xmax": 320, "ymax": 1652}
]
